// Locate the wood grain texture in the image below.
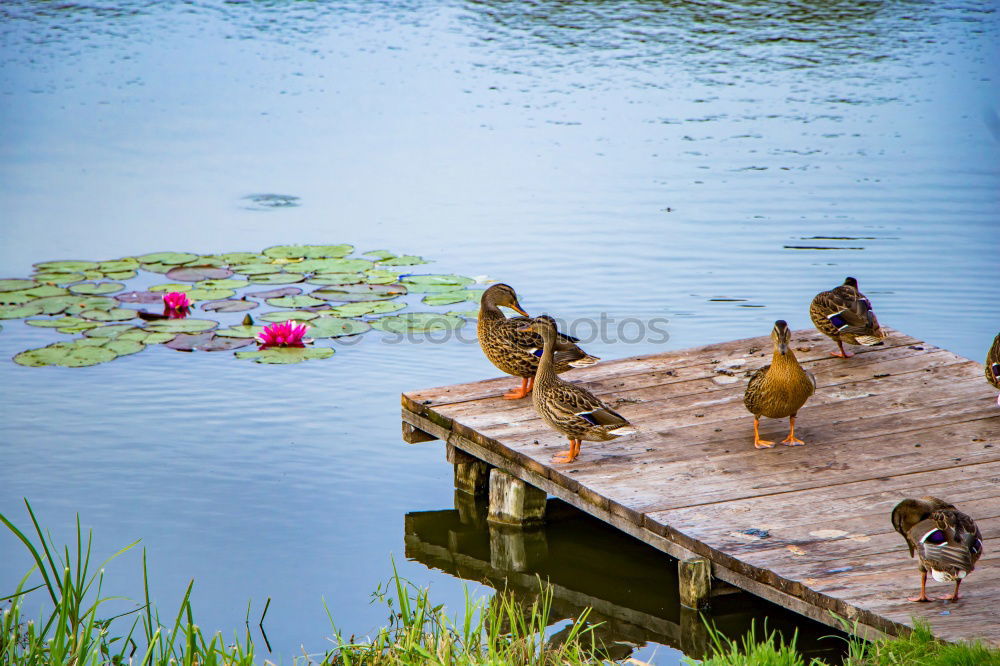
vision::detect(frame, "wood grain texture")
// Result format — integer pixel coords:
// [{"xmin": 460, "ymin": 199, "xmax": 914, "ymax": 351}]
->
[{"xmin": 401, "ymin": 327, "xmax": 1000, "ymax": 646}]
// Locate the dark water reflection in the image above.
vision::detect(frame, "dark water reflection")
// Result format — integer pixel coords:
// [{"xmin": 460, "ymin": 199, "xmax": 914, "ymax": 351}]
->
[{"xmin": 1, "ymin": 0, "xmax": 997, "ymax": 663}]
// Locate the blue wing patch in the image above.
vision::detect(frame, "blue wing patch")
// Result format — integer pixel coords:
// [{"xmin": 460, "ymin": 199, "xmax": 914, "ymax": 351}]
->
[
  {"xmin": 827, "ymin": 312, "xmax": 849, "ymax": 330},
  {"xmin": 577, "ymin": 411, "xmax": 599, "ymax": 426},
  {"xmin": 531, "ymin": 348, "xmax": 543, "ymax": 358},
  {"xmin": 992, "ymin": 363, "xmax": 1000, "ymax": 381}
]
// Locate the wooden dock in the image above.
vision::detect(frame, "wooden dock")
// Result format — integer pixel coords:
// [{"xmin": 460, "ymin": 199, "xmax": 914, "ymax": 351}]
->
[{"xmin": 401, "ymin": 327, "xmax": 999, "ymax": 647}]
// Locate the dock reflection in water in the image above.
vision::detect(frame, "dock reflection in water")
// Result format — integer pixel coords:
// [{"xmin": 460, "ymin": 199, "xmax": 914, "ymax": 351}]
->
[{"xmin": 405, "ymin": 495, "xmax": 847, "ymax": 664}]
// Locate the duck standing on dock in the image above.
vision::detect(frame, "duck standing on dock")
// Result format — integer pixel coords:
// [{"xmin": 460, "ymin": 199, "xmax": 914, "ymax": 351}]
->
[
  {"xmin": 743, "ymin": 320, "xmax": 816, "ymax": 449},
  {"xmin": 518, "ymin": 315, "xmax": 634, "ymax": 463},
  {"xmin": 986, "ymin": 332, "xmax": 1000, "ymax": 406},
  {"xmin": 809, "ymin": 277, "xmax": 886, "ymax": 358},
  {"xmin": 891, "ymin": 497, "xmax": 983, "ymax": 602},
  {"xmin": 477, "ymin": 284, "xmax": 598, "ymax": 399}
]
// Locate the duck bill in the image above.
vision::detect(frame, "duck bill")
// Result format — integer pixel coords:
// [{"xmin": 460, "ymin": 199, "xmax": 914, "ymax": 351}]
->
[
  {"xmin": 510, "ymin": 301, "xmax": 530, "ymax": 317},
  {"xmin": 515, "ymin": 324, "xmax": 535, "ymax": 333},
  {"xmin": 777, "ymin": 341, "xmax": 788, "ymax": 355}
]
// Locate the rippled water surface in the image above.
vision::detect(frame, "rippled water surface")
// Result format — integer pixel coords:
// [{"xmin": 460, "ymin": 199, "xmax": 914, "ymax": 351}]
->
[{"xmin": 1, "ymin": 1, "xmax": 998, "ymax": 662}]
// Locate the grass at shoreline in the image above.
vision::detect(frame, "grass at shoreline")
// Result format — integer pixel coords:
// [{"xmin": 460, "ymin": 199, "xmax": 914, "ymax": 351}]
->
[{"xmin": 3, "ymin": 501, "xmax": 998, "ymax": 665}]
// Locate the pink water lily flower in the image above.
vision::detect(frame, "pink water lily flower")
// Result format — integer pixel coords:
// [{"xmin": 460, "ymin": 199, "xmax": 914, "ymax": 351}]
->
[
  {"xmin": 257, "ymin": 320, "xmax": 309, "ymax": 348},
  {"xmin": 162, "ymin": 291, "xmax": 192, "ymax": 310}
]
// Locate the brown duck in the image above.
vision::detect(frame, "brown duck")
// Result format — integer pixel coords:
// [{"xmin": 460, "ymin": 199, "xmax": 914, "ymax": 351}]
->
[
  {"xmin": 743, "ymin": 320, "xmax": 816, "ymax": 449},
  {"xmin": 520, "ymin": 315, "xmax": 635, "ymax": 464},
  {"xmin": 477, "ymin": 284, "xmax": 598, "ymax": 399},
  {"xmin": 891, "ymin": 497, "xmax": 983, "ymax": 602},
  {"xmin": 809, "ymin": 277, "xmax": 886, "ymax": 358},
  {"xmin": 986, "ymin": 332, "xmax": 1000, "ymax": 407}
]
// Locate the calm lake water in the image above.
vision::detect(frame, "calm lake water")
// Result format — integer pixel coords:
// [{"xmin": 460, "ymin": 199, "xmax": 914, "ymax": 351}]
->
[{"xmin": 1, "ymin": 0, "xmax": 997, "ymax": 662}]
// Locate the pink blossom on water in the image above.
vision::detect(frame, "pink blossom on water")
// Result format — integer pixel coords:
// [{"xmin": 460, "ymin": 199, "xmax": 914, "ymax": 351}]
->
[
  {"xmin": 162, "ymin": 291, "xmax": 192, "ymax": 310},
  {"xmin": 257, "ymin": 320, "xmax": 309, "ymax": 348}
]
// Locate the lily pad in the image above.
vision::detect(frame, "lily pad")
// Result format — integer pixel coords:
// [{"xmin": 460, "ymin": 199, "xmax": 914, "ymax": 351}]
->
[
  {"xmin": 312, "ymin": 283, "xmax": 407, "ymax": 302},
  {"xmin": 103, "ymin": 270, "xmax": 138, "ymax": 281},
  {"xmin": 0, "ymin": 290, "xmax": 37, "ymax": 305},
  {"xmin": 69, "ymin": 282, "xmax": 125, "ymax": 296},
  {"xmin": 0, "ymin": 279, "xmax": 37, "ymax": 292},
  {"xmin": 447, "ymin": 309, "xmax": 480, "ymax": 319},
  {"xmin": 14, "ymin": 341, "xmax": 118, "ymax": 367},
  {"xmin": 233, "ymin": 263, "xmax": 282, "ymax": 276},
  {"xmin": 307, "ymin": 317, "xmax": 371, "ymax": 338},
  {"xmin": 148, "ymin": 283, "xmax": 192, "ymax": 293},
  {"xmin": 118, "ymin": 329, "xmax": 176, "ymax": 344},
  {"xmin": 136, "ymin": 251, "xmax": 199, "ymax": 265},
  {"xmin": 364, "ymin": 270, "xmax": 401, "ymax": 285},
  {"xmin": 329, "ymin": 301, "xmax": 406, "ymax": 317},
  {"xmin": 144, "ymin": 319, "xmax": 219, "ymax": 334},
  {"xmin": 34, "ymin": 260, "xmax": 100, "ymax": 272},
  {"xmin": 26, "ymin": 316, "xmax": 93, "ymax": 329},
  {"xmin": 185, "ymin": 288, "xmax": 236, "ymax": 301},
  {"xmin": 422, "ymin": 290, "xmax": 481, "ymax": 306},
  {"xmin": 262, "ymin": 244, "xmax": 353, "ymax": 260},
  {"xmin": 400, "ymin": 274, "xmax": 475, "ymax": 293},
  {"xmin": 378, "ymin": 255, "xmax": 428, "ymax": 266},
  {"xmin": 201, "ymin": 299, "xmax": 258, "ymax": 313},
  {"xmin": 215, "ymin": 325, "xmax": 266, "ymax": 338},
  {"xmin": 247, "ymin": 273, "xmax": 305, "ymax": 285},
  {"xmin": 83, "ymin": 323, "xmax": 138, "ymax": 338},
  {"xmin": 140, "ymin": 262, "xmax": 179, "ymax": 274},
  {"xmin": 308, "ymin": 273, "xmax": 366, "ymax": 286},
  {"xmin": 98, "ymin": 259, "xmax": 140, "ymax": 272},
  {"xmin": 165, "ymin": 333, "xmax": 254, "ymax": 352},
  {"xmin": 166, "ymin": 266, "xmax": 235, "ymax": 281},
  {"xmin": 32, "ymin": 272, "xmax": 85, "ymax": 285},
  {"xmin": 116, "ymin": 291, "xmax": 167, "ymax": 304},
  {"xmin": 372, "ymin": 313, "xmax": 465, "ymax": 334},
  {"xmin": 258, "ymin": 310, "xmax": 320, "ymax": 323},
  {"xmin": 195, "ymin": 278, "xmax": 247, "ymax": 290},
  {"xmin": 265, "ymin": 295, "xmax": 327, "ymax": 309},
  {"xmin": 246, "ymin": 287, "xmax": 302, "ymax": 299},
  {"xmin": 235, "ymin": 347, "xmax": 335, "ymax": 364},
  {"xmin": 284, "ymin": 258, "xmax": 372, "ymax": 274},
  {"xmin": 217, "ymin": 252, "xmax": 268, "ymax": 265},
  {"xmin": 21, "ymin": 295, "xmax": 113, "ymax": 316},
  {"xmin": 104, "ymin": 339, "xmax": 145, "ymax": 356},
  {"xmin": 362, "ymin": 250, "xmax": 395, "ymax": 261},
  {"xmin": 0, "ymin": 303, "xmax": 45, "ymax": 319},
  {"xmin": 79, "ymin": 308, "xmax": 138, "ymax": 322}
]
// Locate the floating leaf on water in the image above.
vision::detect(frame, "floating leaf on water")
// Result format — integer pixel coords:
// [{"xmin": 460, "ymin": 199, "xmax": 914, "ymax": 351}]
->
[
  {"xmin": 378, "ymin": 255, "xmax": 428, "ymax": 266},
  {"xmin": 185, "ymin": 288, "xmax": 236, "ymax": 301},
  {"xmin": 148, "ymin": 283, "xmax": 192, "ymax": 293},
  {"xmin": 0, "ymin": 290, "xmax": 37, "ymax": 305},
  {"xmin": 312, "ymin": 283, "xmax": 406, "ymax": 302},
  {"xmin": 262, "ymin": 244, "xmax": 353, "ymax": 260},
  {"xmin": 215, "ymin": 325, "xmax": 265, "ymax": 338},
  {"xmin": 140, "ymin": 262, "xmax": 180, "ymax": 274},
  {"xmin": 78, "ymin": 308, "xmax": 138, "ymax": 322},
  {"xmin": 362, "ymin": 250, "xmax": 395, "ymax": 261},
  {"xmin": 258, "ymin": 310, "xmax": 320, "ymax": 323},
  {"xmin": 104, "ymin": 338, "xmax": 145, "ymax": 356},
  {"xmin": 308, "ymin": 273, "xmax": 366, "ymax": 286},
  {"xmin": 166, "ymin": 266, "xmax": 235, "ymax": 281},
  {"xmin": 0, "ymin": 279, "xmax": 37, "ymax": 293},
  {"xmin": 144, "ymin": 318, "xmax": 219, "ymax": 334},
  {"xmin": 4, "ymin": 301, "xmax": 53, "ymax": 318},
  {"xmin": 118, "ymin": 329, "xmax": 176, "ymax": 344},
  {"xmin": 64, "ymin": 296, "xmax": 118, "ymax": 314},
  {"xmin": 400, "ymin": 274, "xmax": 475, "ymax": 292},
  {"xmin": 192, "ymin": 256, "xmax": 228, "ymax": 267},
  {"xmin": 69, "ymin": 281, "xmax": 125, "ymax": 296},
  {"xmin": 216, "ymin": 252, "xmax": 268, "ymax": 265},
  {"xmin": 246, "ymin": 273, "xmax": 305, "ymax": 285},
  {"xmin": 58, "ymin": 322, "xmax": 102, "ymax": 334},
  {"xmin": 14, "ymin": 341, "xmax": 118, "ymax": 367},
  {"xmin": 307, "ymin": 317, "xmax": 371, "ymax": 338},
  {"xmin": 83, "ymin": 323, "xmax": 138, "ymax": 338},
  {"xmin": 372, "ymin": 313, "xmax": 465, "ymax": 334},
  {"xmin": 233, "ymin": 263, "xmax": 282, "ymax": 276},
  {"xmin": 98, "ymin": 259, "xmax": 140, "ymax": 272},
  {"xmin": 364, "ymin": 270, "xmax": 401, "ymax": 285},
  {"xmin": 195, "ymin": 278, "xmax": 247, "ymax": 290},
  {"xmin": 235, "ymin": 347, "xmax": 335, "ymax": 364},
  {"xmin": 165, "ymin": 333, "xmax": 253, "ymax": 352},
  {"xmin": 284, "ymin": 258, "xmax": 372, "ymax": 274},
  {"xmin": 266, "ymin": 295, "xmax": 327, "ymax": 308},
  {"xmin": 201, "ymin": 299, "xmax": 258, "ymax": 313},
  {"xmin": 102, "ymin": 270, "xmax": 138, "ymax": 281},
  {"xmin": 245, "ymin": 286, "xmax": 302, "ymax": 299},
  {"xmin": 422, "ymin": 289, "xmax": 481, "ymax": 306},
  {"xmin": 329, "ymin": 301, "xmax": 406, "ymax": 317},
  {"xmin": 116, "ymin": 291, "xmax": 167, "ymax": 304},
  {"xmin": 447, "ymin": 309, "xmax": 480, "ymax": 319},
  {"xmin": 31, "ymin": 272, "xmax": 84, "ymax": 285},
  {"xmin": 136, "ymin": 251, "xmax": 199, "ymax": 265},
  {"xmin": 26, "ymin": 316, "xmax": 92, "ymax": 329},
  {"xmin": 33, "ymin": 260, "xmax": 100, "ymax": 272}
]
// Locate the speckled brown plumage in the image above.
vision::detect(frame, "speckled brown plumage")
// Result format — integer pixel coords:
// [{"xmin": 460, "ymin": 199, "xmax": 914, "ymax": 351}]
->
[
  {"xmin": 743, "ymin": 320, "xmax": 816, "ymax": 448},
  {"xmin": 985, "ymin": 332, "xmax": 1000, "ymax": 401},
  {"xmin": 809, "ymin": 277, "xmax": 886, "ymax": 357},
  {"xmin": 891, "ymin": 497, "xmax": 983, "ymax": 602}
]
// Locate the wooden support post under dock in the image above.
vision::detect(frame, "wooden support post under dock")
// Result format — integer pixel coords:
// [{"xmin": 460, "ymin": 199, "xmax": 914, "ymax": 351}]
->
[
  {"xmin": 448, "ymin": 442, "xmax": 490, "ymax": 496},
  {"xmin": 679, "ymin": 557, "xmax": 712, "ymax": 610},
  {"xmin": 488, "ymin": 468, "xmax": 547, "ymax": 526},
  {"xmin": 402, "ymin": 327, "xmax": 1000, "ymax": 646}
]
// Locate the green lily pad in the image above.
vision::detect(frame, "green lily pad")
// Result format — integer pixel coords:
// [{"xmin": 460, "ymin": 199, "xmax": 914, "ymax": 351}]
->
[
  {"xmin": 312, "ymin": 283, "xmax": 407, "ymax": 302},
  {"xmin": 14, "ymin": 341, "xmax": 118, "ymax": 367},
  {"xmin": 329, "ymin": 301, "xmax": 406, "ymax": 317},
  {"xmin": 118, "ymin": 329, "xmax": 176, "ymax": 344},
  {"xmin": 422, "ymin": 290, "xmax": 481, "ymax": 306},
  {"xmin": 0, "ymin": 303, "xmax": 45, "ymax": 319},
  {"xmin": 144, "ymin": 319, "xmax": 219, "ymax": 334},
  {"xmin": 201, "ymin": 299, "xmax": 258, "ymax": 313},
  {"xmin": 378, "ymin": 255, "xmax": 428, "ymax": 266},
  {"xmin": 195, "ymin": 278, "xmax": 247, "ymax": 290},
  {"xmin": 307, "ymin": 317, "xmax": 371, "ymax": 338},
  {"xmin": 32, "ymin": 272, "xmax": 85, "ymax": 285},
  {"xmin": 364, "ymin": 270, "xmax": 401, "ymax": 285},
  {"xmin": 103, "ymin": 270, "xmax": 138, "ymax": 281},
  {"xmin": 247, "ymin": 273, "xmax": 305, "ymax": 285},
  {"xmin": 265, "ymin": 295, "xmax": 327, "ymax": 308},
  {"xmin": 139, "ymin": 262, "xmax": 178, "ymax": 274},
  {"xmin": 246, "ymin": 287, "xmax": 301, "ymax": 299},
  {"xmin": 258, "ymin": 310, "xmax": 320, "ymax": 323},
  {"xmin": 149, "ymin": 283, "xmax": 192, "ymax": 292},
  {"xmin": 262, "ymin": 244, "xmax": 353, "ymax": 260},
  {"xmin": 33, "ymin": 260, "xmax": 100, "ymax": 272},
  {"xmin": 447, "ymin": 309, "xmax": 480, "ymax": 319},
  {"xmin": 69, "ymin": 282, "xmax": 125, "ymax": 296},
  {"xmin": 79, "ymin": 308, "xmax": 138, "ymax": 322},
  {"xmin": 217, "ymin": 252, "xmax": 268, "ymax": 265},
  {"xmin": 0, "ymin": 279, "xmax": 37, "ymax": 292},
  {"xmin": 136, "ymin": 251, "xmax": 199, "ymax": 265},
  {"xmin": 400, "ymin": 274, "xmax": 475, "ymax": 293},
  {"xmin": 103, "ymin": 339, "xmax": 145, "ymax": 356},
  {"xmin": 362, "ymin": 250, "xmax": 395, "ymax": 261},
  {"xmin": 215, "ymin": 325, "xmax": 265, "ymax": 338},
  {"xmin": 236, "ymin": 347, "xmax": 335, "ymax": 364},
  {"xmin": 63, "ymin": 296, "xmax": 118, "ymax": 314},
  {"xmin": 0, "ymin": 290, "xmax": 37, "ymax": 305},
  {"xmin": 1, "ymin": 285, "xmax": 71, "ymax": 304},
  {"xmin": 233, "ymin": 263, "xmax": 282, "ymax": 276},
  {"xmin": 116, "ymin": 291, "xmax": 165, "ymax": 304},
  {"xmin": 185, "ymin": 288, "xmax": 236, "ymax": 301},
  {"xmin": 308, "ymin": 273, "xmax": 366, "ymax": 286},
  {"xmin": 83, "ymin": 323, "xmax": 138, "ymax": 338},
  {"xmin": 372, "ymin": 313, "xmax": 465, "ymax": 334},
  {"xmin": 165, "ymin": 266, "xmax": 235, "ymax": 281},
  {"xmin": 284, "ymin": 258, "xmax": 372, "ymax": 274},
  {"xmin": 26, "ymin": 316, "xmax": 91, "ymax": 329},
  {"xmin": 59, "ymin": 322, "xmax": 103, "ymax": 334},
  {"xmin": 98, "ymin": 259, "xmax": 140, "ymax": 272}
]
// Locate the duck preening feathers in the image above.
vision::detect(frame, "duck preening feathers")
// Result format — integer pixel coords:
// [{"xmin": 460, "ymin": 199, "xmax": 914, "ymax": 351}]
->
[
  {"xmin": 985, "ymin": 332, "xmax": 1000, "ymax": 407},
  {"xmin": 809, "ymin": 277, "xmax": 886, "ymax": 358}
]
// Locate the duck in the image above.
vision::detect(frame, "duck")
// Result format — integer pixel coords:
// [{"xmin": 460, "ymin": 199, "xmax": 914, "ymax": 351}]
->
[
  {"xmin": 809, "ymin": 277, "xmax": 886, "ymax": 358},
  {"xmin": 743, "ymin": 320, "xmax": 816, "ymax": 449},
  {"xmin": 986, "ymin": 332, "xmax": 1000, "ymax": 406},
  {"xmin": 891, "ymin": 497, "xmax": 983, "ymax": 602},
  {"xmin": 518, "ymin": 315, "xmax": 634, "ymax": 463},
  {"xmin": 477, "ymin": 284, "xmax": 598, "ymax": 399}
]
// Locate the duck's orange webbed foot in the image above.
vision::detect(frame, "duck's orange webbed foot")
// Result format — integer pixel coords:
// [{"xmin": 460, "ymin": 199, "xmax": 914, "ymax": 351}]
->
[
  {"xmin": 908, "ymin": 572, "xmax": 931, "ymax": 602},
  {"xmin": 907, "ymin": 594, "xmax": 931, "ymax": 603},
  {"xmin": 502, "ymin": 377, "xmax": 533, "ymax": 400},
  {"xmin": 939, "ymin": 581, "xmax": 962, "ymax": 602},
  {"xmin": 781, "ymin": 416, "xmax": 805, "ymax": 446},
  {"xmin": 551, "ymin": 439, "xmax": 581, "ymax": 464},
  {"xmin": 752, "ymin": 418, "xmax": 775, "ymax": 449},
  {"xmin": 831, "ymin": 341, "xmax": 853, "ymax": 358}
]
